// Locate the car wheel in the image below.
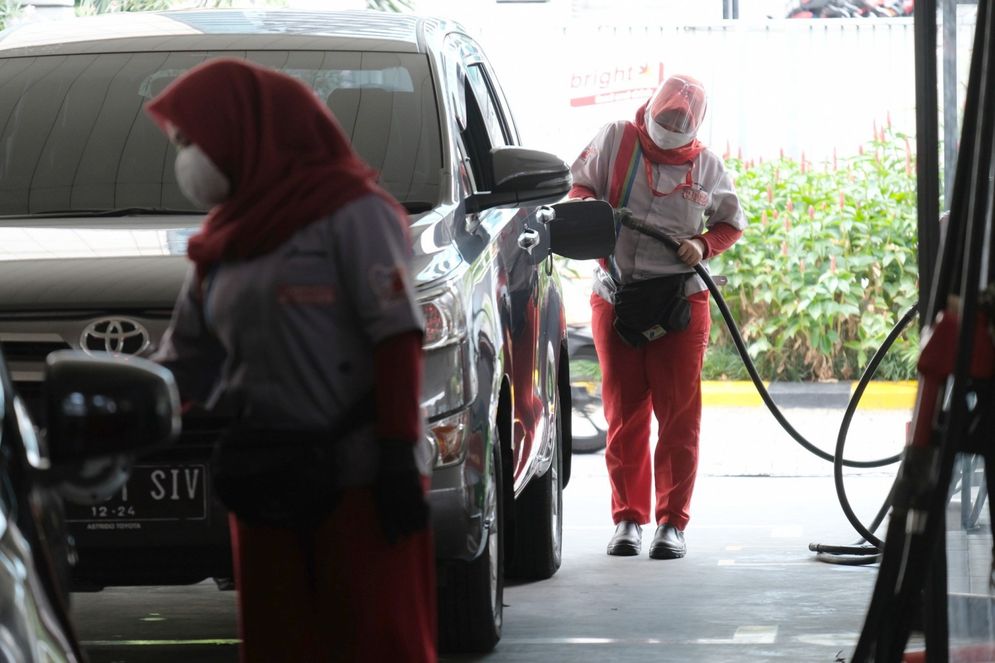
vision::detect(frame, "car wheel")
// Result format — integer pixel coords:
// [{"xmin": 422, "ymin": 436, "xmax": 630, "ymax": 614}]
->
[
  {"xmin": 213, "ymin": 577, "xmax": 235, "ymax": 591},
  {"xmin": 569, "ymin": 344, "xmax": 607, "ymax": 453},
  {"xmin": 507, "ymin": 389, "xmax": 564, "ymax": 581},
  {"xmin": 437, "ymin": 436, "xmax": 504, "ymax": 653}
]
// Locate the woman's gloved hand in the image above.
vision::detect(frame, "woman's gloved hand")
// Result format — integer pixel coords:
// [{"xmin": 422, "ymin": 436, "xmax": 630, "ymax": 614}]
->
[{"xmin": 374, "ymin": 438, "xmax": 430, "ymax": 544}]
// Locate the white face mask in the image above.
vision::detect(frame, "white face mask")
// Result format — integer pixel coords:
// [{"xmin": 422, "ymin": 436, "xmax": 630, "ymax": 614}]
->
[
  {"xmin": 174, "ymin": 144, "xmax": 230, "ymax": 208},
  {"xmin": 645, "ymin": 109, "xmax": 696, "ymax": 150}
]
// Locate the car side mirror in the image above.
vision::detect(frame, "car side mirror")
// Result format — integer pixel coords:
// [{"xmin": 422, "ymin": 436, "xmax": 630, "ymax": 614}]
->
[
  {"xmin": 466, "ymin": 146, "xmax": 571, "ymax": 213},
  {"xmin": 44, "ymin": 351, "xmax": 180, "ymax": 467}
]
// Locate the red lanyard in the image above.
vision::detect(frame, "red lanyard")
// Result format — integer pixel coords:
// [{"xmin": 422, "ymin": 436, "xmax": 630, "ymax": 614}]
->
[{"xmin": 644, "ymin": 159, "xmax": 694, "ymax": 198}]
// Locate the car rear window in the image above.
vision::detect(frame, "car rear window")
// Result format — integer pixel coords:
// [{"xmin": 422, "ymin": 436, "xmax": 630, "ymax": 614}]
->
[{"xmin": 0, "ymin": 50, "xmax": 442, "ymax": 217}]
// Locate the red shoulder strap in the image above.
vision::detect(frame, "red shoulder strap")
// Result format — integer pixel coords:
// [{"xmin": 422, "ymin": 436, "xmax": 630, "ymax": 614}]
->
[{"xmin": 608, "ymin": 122, "xmax": 642, "ymax": 208}]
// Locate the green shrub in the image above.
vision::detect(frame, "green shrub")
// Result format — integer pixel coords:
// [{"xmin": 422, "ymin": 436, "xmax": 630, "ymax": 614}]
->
[
  {"xmin": 74, "ymin": 0, "xmax": 171, "ymax": 13},
  {"xmin": 0, "ymin": 0, "xmax": 22, "ymax": 32},
  {"xmin": 700, "ymin": 343, "xmax": 750, "ymax": 381},
  {"xmin": 73, "ymin": 0, "xmax": 252, "ymax": 14},
  {"xmin": 711, "ymin": 123, "xmax": 920, "ymax": 381}
]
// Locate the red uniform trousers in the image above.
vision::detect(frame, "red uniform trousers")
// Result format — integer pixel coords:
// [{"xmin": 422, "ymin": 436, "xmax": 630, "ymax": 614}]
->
[
  {"xmin": 590, "ymin": 289, "xmax": 711, "ymax": 530},
  {"xmin": 230, "ymin": 486, "xmax": 437, "ymax": 663}
]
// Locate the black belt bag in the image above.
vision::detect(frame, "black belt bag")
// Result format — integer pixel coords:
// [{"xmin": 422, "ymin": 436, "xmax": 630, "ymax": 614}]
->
[
  {"xmin": 212, "ymin": 428, "xmax": 345, "ymax": 528},
  {"xmin": 611, "ymin": 273, "xmax": 692, "ymax": 347},
  {"xmin": 213, "ymin": 394, "xmax": 374, "ymax": 528}
]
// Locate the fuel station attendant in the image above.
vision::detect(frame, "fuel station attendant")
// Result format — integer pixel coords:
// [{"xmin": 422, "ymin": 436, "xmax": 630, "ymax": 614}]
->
[
  {"xmin": 145, "ymin": 59, "xmax": 436, "ymax": 662},
  {"xmin": 569, "ymin": 74, "xmax": 747, "ymax": 559}
]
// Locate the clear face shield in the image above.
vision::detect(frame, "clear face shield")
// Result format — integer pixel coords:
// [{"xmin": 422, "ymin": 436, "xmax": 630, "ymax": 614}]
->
[{"xmin": 645, "ymin": 76, "xmax": 707, "ymax": 150}]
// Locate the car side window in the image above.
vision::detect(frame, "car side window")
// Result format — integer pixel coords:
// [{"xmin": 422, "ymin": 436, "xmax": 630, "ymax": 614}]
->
[
  {"xmin": 477, "ymin": 60, "xmax": 520, "ymax": 146},
  {"xmin": 459, "ymin": 75, "xmax": 496, "ymax": 191},
  {"xmin": 445, "ymin": 36, "xmax": 514, "ymax": 192},
  {"xmin": 465, "ymin": 65, "xmax": 510, "ymax": 149},
  {"xmin": 454, "ymin": 133, "xmax": 478, "ymax": 194}
]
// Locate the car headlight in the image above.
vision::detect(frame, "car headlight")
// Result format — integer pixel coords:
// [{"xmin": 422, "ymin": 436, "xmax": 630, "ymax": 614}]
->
[
  {"xmin": 427, "ymin": 409, "xmax": 470, "ymax": 467},
  {"xmin": 420, "ymin": 287, "xmax": 473, "ymax": 421},
  {"xmin": 420, "ymin": 288, "xmax": 466, "ymax": 349},
  {"xmin": 421, "ymin": 339, "xmax": 472, "ymax": 421},
  {"xmin": 419, "ymin": 288, "xmax": 475, "ymax": 462}
]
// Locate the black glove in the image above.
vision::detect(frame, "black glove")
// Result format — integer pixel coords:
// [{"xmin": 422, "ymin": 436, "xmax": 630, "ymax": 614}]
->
[{"xmin": 373, "ymin": 438, "xmax": 430, "ymax": 544}]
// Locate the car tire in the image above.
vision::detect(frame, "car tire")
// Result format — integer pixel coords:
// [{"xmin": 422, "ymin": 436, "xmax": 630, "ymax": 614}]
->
[
  {"xmin": 213, "ymin": 577, "xmax": 235, "ymax": 591},
  {"xmin": 507, "ymin": 389, "xmax": 564, "ymax": 581},
  {"xmin": 569, "ymin": 344, "xmax": 607, "ymax": 454},
  {"xmin": 437, "ymin": 436, "xmax": 504, "ymax": 653}
]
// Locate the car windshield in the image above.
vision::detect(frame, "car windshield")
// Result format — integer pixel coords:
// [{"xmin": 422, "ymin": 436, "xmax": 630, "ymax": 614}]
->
[{"xmin": 0, "ymin": 50, "xmax": 442, "ymax": 218}]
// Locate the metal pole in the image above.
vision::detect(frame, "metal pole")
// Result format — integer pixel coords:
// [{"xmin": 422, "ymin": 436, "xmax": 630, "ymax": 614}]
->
[
  {"xmin": 916, "ymin": 0, "xmax": 941, "ymax": 325},
  {"xmin": 943, "ymin": 0, "xmax": 958, "ymax": 206}
]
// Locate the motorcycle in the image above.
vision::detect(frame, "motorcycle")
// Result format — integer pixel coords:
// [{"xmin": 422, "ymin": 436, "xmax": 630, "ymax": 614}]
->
[
  {"xmin": 567, "ymin": 323, "xmax": 607, "ymax": 454},
  {"xmin": 786, "ymin": 0, "xmax": 913, "ymax": 18}
]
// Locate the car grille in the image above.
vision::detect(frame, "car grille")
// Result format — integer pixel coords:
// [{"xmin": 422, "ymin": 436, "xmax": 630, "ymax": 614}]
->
[
  {"xmin": 0, "ymin": 312, "xmax": 226, "ymax": 447},
  {"xmin": 0, "ymin": 339, "xmax": 72, "ymax": 361},
  {"xmin": 0, "ymin": 311, "xmax": 171, "ymax": 373}
]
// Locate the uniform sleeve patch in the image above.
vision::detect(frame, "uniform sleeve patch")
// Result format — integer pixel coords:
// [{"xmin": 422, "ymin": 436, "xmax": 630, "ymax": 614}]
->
[
  {"xmin": 579, "ymin": 145, "xmax": 598, "ymax": 163},
  {"xmin": 369, "ymin": 264, "xmax": 409, "ymax": 305}
]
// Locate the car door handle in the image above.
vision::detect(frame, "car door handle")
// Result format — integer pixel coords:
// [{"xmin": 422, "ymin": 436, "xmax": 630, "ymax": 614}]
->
[{"xmin": 518, "ymin": 228, "xmax": 540, "ymax": 253}]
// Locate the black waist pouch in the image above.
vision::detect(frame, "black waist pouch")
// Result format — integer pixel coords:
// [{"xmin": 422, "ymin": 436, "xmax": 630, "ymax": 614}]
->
[
  {"xmin": 212, "ymin": 394, "xmax": 375, "ymax": 528},
  {"xmin": 212, "ymin": 428, "xmax": 344, "ymax": 528},
  {"xmin": 612, "ymin": 273, "xmax": 692, "ymax": 347}
]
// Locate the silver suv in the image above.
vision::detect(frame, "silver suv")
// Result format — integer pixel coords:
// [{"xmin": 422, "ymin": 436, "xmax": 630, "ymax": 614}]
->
[{"xmin": 0, "ymin": 8, "xmax": 612, "ymax": 653}]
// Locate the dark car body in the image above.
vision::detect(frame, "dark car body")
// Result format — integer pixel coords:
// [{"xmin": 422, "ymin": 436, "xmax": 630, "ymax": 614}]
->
[
  {"xmin": 0, "ymin": 352, "xmax": 83, "ymax": 662},
  {"xmin": 0, "ymin": 8, "xmax": 606, "ymax": 652},
  {"xmin": 0, "ymin": 346, "xmax": 180, "ymax": 663}
]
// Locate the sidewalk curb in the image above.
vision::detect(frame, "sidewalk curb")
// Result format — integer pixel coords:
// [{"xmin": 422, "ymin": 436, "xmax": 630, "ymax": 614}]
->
[{"xmin": 701, "ymin": 380, "xmax": 917, "ymax": 410}]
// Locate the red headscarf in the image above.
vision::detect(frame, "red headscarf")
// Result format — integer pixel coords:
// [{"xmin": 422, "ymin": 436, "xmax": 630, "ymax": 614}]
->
[
  {"xmin": 632, "ymin": 73, "xmax": 708, "ymax": 165},
  {"xmin": 145, "ymin": 58, "xmax": 393, "ymax": 280}
]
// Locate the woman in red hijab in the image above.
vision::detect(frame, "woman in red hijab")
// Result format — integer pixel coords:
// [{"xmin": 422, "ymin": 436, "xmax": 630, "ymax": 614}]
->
[
  {"xmin": 569, "ymin": 74, "xmax": 747, "ymax": 561},
  {"xmin": 146, "ymin": 58, "xmax": 436, "ymax": 662}
]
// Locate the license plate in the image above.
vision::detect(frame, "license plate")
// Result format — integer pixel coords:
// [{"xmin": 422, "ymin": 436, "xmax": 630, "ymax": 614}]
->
[{"xmin": 65, "ymin": 464, "xmax": 208, "ymax": 523}]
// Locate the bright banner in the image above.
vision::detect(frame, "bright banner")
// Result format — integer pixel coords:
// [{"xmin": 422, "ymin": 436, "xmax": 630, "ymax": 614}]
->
[{"xmin": 569, "ymin": 62, "xmax": 664, "ymax": 107}]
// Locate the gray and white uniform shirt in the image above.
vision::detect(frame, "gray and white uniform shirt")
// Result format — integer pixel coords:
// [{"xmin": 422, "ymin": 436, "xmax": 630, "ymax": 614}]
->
[
  {"xmin": 155, "ymin": 194, "xmax": 423, "ymax": 484},
  {"xmin": 571, "ymin": 120, "xmax": 747, "ymax": 301}
]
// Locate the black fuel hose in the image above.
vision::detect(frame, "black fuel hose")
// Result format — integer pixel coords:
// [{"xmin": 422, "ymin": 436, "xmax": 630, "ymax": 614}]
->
[
  {"xmin": 831, "ymin": 303, "xmax": 918, "ymax": 547},
  {"xmin": 616, "ymin": 209, "xmax": 911, "ymax": 469},
  {"xmin": 614, "ymin": 209, "xmax": 917, "ymax": 555}
]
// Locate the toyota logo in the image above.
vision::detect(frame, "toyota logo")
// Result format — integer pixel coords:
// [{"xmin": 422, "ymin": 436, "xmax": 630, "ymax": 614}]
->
[{"xmin": 80, "ymin": 318, "xmax": 152, "ymax": 357}]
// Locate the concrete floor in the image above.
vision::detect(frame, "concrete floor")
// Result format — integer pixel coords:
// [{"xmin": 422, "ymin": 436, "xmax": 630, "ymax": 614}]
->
[
  {"xmin": 74, "ymin": 402, "xmax": 994, "ymax": 663},
  {"xmin": 445, "ymin": 459, "xmax": 899, "ymax": 662},
  {"xmin": 447, "ymin": 403, "xmax": 991, "ymax": 663}
]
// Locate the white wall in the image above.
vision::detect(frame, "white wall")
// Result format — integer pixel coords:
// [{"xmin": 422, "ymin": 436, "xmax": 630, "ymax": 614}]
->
[
  {"xmin": 413, "ymin": 2, "xmax": 977, "ymax": 168},
  {"xmin": 480, "ymin": 18, "xmax": 921, "ymax": 165}
]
